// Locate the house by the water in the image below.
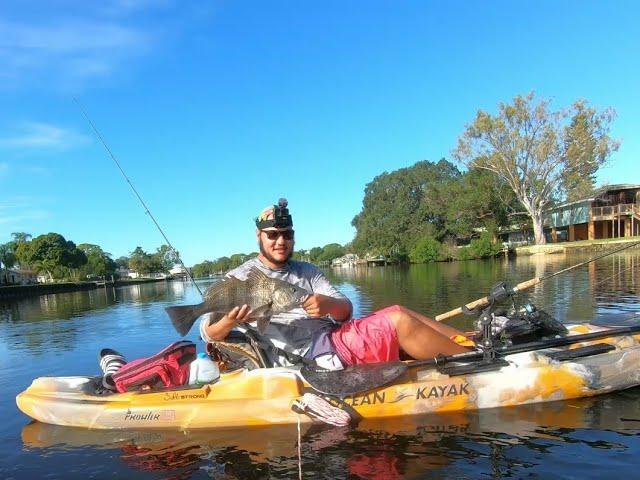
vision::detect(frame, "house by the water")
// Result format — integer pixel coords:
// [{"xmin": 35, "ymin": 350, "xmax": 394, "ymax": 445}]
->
[
  {"xmin": 501, "ymin": 184, "xmax": 640, "ymax": 245},
  {"xmin": 545, "ymin": 184, "xmax": 640, "ymax": 242}
]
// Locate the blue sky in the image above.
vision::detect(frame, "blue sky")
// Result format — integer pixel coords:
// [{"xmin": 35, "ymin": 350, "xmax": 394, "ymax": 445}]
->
[{"xmin": 1, "ymin": 1, "xmax": 639, "ymax": 266}]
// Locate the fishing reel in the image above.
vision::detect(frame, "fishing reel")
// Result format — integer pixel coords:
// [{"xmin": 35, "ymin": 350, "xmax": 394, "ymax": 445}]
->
[{"xmin": 465, "ymin": 282, "xmax": 567, "ymax": 361}]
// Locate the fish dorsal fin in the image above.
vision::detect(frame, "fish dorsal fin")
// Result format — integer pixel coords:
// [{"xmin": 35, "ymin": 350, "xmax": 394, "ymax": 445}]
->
[
  {"xmin": 204, "ymin": 275, "xmax": 242, "ymax": 301},
  {"xmin": 245, "ymin": 266, "xmax": 271, "ymax": 286}
]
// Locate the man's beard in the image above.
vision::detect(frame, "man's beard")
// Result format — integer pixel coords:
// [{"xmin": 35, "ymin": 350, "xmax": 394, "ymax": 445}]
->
[{"xmin": 259, "ymin": 239, "xmax": 293, "ymax": 267}]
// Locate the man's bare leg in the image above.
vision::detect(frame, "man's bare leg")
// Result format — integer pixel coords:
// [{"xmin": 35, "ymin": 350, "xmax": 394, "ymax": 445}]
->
[
  {"xmin": 395, "ymin": 305, "xmax": 466, "ymax": 338},
  {"xmin": 387, "ymin": 306, "xmax": 470, "ymax": 360}
]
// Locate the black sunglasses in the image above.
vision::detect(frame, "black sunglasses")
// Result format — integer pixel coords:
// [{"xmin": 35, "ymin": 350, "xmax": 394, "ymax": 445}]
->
[{"xmin": 262, "ymin": 230, "xmax": 295, "ymax": 241}]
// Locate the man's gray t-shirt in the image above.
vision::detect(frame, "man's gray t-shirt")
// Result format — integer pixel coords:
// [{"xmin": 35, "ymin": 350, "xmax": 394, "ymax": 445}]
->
[{"xmin": 198, "ymin": 257, "xmax": 350, "ymax": 365}]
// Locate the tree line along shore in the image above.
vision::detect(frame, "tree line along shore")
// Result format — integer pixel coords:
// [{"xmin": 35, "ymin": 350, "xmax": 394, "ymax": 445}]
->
[{"xmin": 1, "ymin": 92, "xmax": 627, "ymax": 287}]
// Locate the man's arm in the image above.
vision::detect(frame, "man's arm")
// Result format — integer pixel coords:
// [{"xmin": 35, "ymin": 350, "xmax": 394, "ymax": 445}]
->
[
  {"xmin": 302, "ymin": 263, "xmax": 353, "ymax": 321},
  {"xmin": 200, "ymin": 305, "xmax": 251, "ymax": 342},
  {"xmin": 302, "ymin": 294, "xmax": 352, "ymax": 321}
]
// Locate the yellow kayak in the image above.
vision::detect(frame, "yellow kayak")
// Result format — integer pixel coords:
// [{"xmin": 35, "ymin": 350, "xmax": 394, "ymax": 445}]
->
[
  {"xmin": 15, "ymin": 324, "xmax": 640, "ymax": 430},
  {"xmin": 21, "ymin": 391, "xmax": 640, "ymax": 452}
]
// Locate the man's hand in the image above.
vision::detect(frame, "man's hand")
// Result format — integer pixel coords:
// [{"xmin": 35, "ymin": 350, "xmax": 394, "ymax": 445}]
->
[
  {"xmin": 204, "ymin": 304, "xmax": 251, "ymax": 341},
  {"xmin": 302, "ymin": 294, "xmax": 328, "ymax": 317},
  {"xmin": 225, "ymin": 304, "xmax": 252, "ymax": 326},
  {"xmin": 303, "ymin": 294, "xmax": 351, "ymax": 321}
]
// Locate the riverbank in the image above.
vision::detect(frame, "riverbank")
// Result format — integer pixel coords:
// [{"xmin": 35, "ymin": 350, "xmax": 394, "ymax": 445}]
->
[
  {"xmin": 0, "ymin": 278, "xmax": 168, "ymax": 300},
  {"xmin": 515, "ymin": 236, "xmax": 640, "ymax": 256}
]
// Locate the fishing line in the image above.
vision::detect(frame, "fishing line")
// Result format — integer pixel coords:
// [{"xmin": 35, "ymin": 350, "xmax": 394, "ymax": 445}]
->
[
  {"xmin": 518, "ymin": 242, "xmax": 640, "ymax": 316},
  {"xmin": 297, "ymin": 416, "xmax": 302, "ymax": 480},
  {"xmin": 74, "ymin": 97, "xmax": 203, "ymax": 297},
  {"xmin": 538, "ymin": 263, "xmax": 640, "ymax": 320},
  {"xmin": 537, "ymin": 240, "xmax": 640, "ymax": 283},
  {"xmin": 437, "ymin": 241, "xmax": 640, "ymax": 321}
]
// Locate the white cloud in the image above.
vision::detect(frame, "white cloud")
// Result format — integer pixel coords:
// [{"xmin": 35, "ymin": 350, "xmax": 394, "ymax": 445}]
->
[
  {"xmin": 0, "ymin": 18, "xmax": 152, "ymax": 87},
  {"xmin": 0, "ymin": 20, "xmax": 149, "ymax": 53},
  {"xmin": 0, "ymin": 122, "xmax": 89, "ymax": 150}
]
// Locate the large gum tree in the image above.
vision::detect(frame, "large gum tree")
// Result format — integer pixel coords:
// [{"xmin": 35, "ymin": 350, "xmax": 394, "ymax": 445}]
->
[{"xmin": 453, "ymin": 92, "xmax": 619, "ymax": 245}]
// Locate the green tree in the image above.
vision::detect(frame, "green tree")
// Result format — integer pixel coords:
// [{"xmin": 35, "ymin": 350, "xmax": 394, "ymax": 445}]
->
[
  {"xmin": 115, "ymin": 256, "xmax": 129, "ymax": 269},
  {"xmin": 563, "ymin": 102, "xmax": 612, "ymax": 202},
  {"xmin": 292, "ymin": 249, "xmax": 309, "ymax": 262},
  {"xmin": 129, "ymin": 247, "xmax": 152, "ymax": 274},
  {"xmin": 308, "ymin": 247, "xmax": 323, "ymax": 263},
  {"xmin": 467, "ymin": 232, "xmax": 503, "ymax": 259},
  {"xmin": 444, "ymin": 169, "xmax": 520, "ymax": 241},
  {"xmin": 0, "ymin": 243, "xmax": 17, "ymax": 269},
  {"xmin": 351, "ymin": 159, "xmax": 460, "ymax": 256},
  {"xmin": 77, "ymin": 244, "xmax": 118, "ymax": 278},
  {"xmin": 32, "ymin": 259, "xmax": 58, "ymax": 281},
  {"xmin": 229, "ymin": 253, "xmax": 247, "ymax": 269},
  {"xmin": 192, "ymin": 260, "xmax": 217, "ymax": 278},
  {"xmin": 154, "ymin": 245, "xmax": 179, "ymax": 273},
  {"xmin": 23, "ymin": 233, "xmax": 87, "ymax": 280},
  {"xmin": 11, "ymin": 232, "xmax": 32, "ymax": 243},
  {"xmin": 409, "ymin": 236, "xmax": 441, "ymax": 263},
  {"xmin": 213, "ymin": 256, "xmax": 231, "ymax": 272},
  {"xmin": 454, "ymin": 92, "xmax": 619, "ymax": 244},
  {"xmin": 11, "ymin": 232, "xmax": 32, "ymax": 269},
  {"xmin": 316, "ymin": 243, "xmax": 346, "ymax": 263}
]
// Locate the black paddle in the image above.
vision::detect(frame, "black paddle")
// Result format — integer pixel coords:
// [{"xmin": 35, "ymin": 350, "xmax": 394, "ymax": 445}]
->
[{"xmin": 300, "ymin": 324, "xmax": 640, "ymax": 397}]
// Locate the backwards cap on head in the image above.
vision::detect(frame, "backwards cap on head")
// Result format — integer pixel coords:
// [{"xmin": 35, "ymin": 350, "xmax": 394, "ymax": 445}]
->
[{"xmin": 255, "ymin": 198, "xmax": 293, "ymax": 230}]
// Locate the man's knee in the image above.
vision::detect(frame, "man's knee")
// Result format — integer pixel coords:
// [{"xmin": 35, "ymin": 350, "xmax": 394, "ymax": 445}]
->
[
  {"xmin": 386, "ymin": 306, "xmax": 419, "ymax": 331},
  {"xmin": 377, "ymin": 304, "xmax": 403, "ymax": 316}
]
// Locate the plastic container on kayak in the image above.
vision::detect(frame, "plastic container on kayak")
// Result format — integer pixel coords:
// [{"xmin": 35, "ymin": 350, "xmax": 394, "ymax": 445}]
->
[{"xmin": 188, "ymin": 352, "xmax": 220, "ymax": 385}]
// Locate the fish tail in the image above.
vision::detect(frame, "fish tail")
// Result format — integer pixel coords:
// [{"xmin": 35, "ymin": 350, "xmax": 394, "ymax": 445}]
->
[{"xmin": 165, "ymin": 303, "xmax": 206, "ymax": 336}]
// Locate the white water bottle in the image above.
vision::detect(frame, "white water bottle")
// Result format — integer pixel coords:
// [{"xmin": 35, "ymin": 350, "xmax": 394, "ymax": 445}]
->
[{"xmin": 189, "ymin": 352, "xmax": 220, "ymax": 385}]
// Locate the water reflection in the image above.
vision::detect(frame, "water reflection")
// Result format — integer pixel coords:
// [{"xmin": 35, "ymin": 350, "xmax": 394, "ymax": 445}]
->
[
  {"xmin": 0, "ymin": 280, "xmax": 216, "ymax": 358},
  {"xmin": 0, "ymin": 281, "xmax": 190, "ymax": 324},
  {"xmin": 21, "ymin": 388, "xmax": 640, "ymax": 479},
  {"xmin": 327, "ymin": 250, "xmax": 640, "ymax": 331}
]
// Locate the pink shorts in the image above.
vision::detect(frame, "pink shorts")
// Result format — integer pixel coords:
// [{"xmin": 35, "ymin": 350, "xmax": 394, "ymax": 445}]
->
[{"xmin": 330, "ymin": 305, "xmax": 400, "ymax": 366}]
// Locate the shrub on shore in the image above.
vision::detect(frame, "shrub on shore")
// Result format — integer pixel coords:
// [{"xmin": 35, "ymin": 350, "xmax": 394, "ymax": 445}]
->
[
  {"xmin": 467, "ymin": 232, "xmax": 503, "ymax": 259},
  {"xmin": 409, "ymin": 232, "xmax": 501, "ymax": 263},
  {"xmin": 409, "ymin": 236, "xmax": 441, "ymax": 263}
]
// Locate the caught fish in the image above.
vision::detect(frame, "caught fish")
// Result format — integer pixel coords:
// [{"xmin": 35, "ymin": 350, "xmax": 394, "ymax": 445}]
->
[{"xmin": 166, "ymin": 267, "xmax": 310, "ymax": 336}]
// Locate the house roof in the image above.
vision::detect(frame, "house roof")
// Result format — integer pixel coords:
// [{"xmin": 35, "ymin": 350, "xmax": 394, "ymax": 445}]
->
[
  {"xmin": 551, "ymin": 184, "xmax": 640, "ymax": 210},
  {"xmin": 592, "ymin": 183, "xmax": 640, "ymax": 196}
]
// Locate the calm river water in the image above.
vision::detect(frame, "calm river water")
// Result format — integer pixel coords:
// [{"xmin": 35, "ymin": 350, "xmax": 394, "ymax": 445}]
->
[{"xmin": 2, "ymin": 250, "xmax": 640, "ymax": 479}]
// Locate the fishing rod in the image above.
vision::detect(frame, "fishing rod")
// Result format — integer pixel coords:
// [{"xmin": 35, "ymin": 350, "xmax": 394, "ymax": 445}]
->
[
  {"xmin": 74, "ymin": 97, "xmax": 203, "ymax": 297},
  {"xmin": 436, "ymin": 239, "xmax": 640, "ymax": 322}
]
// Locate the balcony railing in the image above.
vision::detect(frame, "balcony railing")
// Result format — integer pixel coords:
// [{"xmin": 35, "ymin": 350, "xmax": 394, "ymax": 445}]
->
[{"xmin": 591, "ymin": 203, "xmax": 639, "ymax": 220}]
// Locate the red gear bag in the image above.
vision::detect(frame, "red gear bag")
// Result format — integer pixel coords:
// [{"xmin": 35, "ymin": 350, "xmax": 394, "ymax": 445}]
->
[{"xmin": 111, "ymin": 340, "xmax": 196, "ymax": 393}]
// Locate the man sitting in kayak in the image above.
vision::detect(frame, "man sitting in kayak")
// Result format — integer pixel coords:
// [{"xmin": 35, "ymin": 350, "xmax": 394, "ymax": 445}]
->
[{"xmin": 199, "ymin": 199, "xmax": 474, "ymax": 369}]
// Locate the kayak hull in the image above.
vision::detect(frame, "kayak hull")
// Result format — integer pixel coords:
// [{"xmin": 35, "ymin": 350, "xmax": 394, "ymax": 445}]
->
[{"xmin": 16, "ymin": 324, "xmax": 640, "ymax": 429}]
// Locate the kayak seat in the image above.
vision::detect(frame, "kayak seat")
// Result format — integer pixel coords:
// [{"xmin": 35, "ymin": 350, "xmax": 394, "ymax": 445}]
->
[{"xmin": 206, "ymin": 329, "xmax": 270, "ymax": 371}]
